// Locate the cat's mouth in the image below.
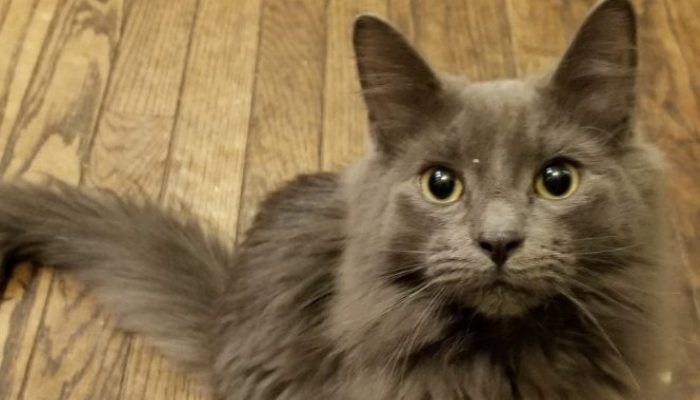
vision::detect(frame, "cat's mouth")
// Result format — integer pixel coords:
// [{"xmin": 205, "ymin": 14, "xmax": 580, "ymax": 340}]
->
[{"xmin": 453, "ymin": 273, "xmax": 549, "ymax": 318}]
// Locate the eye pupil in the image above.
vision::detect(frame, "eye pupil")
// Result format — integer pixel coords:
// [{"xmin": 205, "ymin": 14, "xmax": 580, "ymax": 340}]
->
[
  {"xmin": 542, "ymin": 164, "xmax": 572, "ymax": 197},
  {"xmin": 428, "ymin": 168, "xmax": 456, "ymax": 200},
  {"xmin": 420, "ymin": 166, "xmax": 464, "ymax": 204}
]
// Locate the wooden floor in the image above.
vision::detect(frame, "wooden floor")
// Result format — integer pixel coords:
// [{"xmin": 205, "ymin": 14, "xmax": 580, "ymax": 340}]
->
[{"xmin": 0, "ymin": 0, "xmax": 698, "ymax": 399}]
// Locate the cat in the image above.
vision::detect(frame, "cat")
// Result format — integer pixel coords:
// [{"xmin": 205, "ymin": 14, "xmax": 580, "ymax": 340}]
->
[{"xmin": 0, "ymin": 0, "xmax": 675, "ymax": 399}]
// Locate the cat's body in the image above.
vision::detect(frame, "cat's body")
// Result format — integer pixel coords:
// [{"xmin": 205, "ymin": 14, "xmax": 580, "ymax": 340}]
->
[{"xmin": 0, "ymin": 1, "xmax": 674, "ymax": 399}]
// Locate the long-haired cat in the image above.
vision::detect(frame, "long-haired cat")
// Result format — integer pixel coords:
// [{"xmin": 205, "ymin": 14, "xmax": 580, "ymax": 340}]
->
[{"xmin": 0, "ymin": 0, "xmax": 674, "ymax": 399}]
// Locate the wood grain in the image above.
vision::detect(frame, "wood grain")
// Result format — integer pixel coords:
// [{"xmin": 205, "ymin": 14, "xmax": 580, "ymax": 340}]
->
[
  {"xmin": 0, "ymin": 0, "xmax": 62, "ymax": 395},
  {"xmin": 0, "ymin": 0, "xmax": 699, "ymax": 398},
  {"xmin": 506, "ymin": 0, "xmax": 570, "ymax": 76},
  {"xmin": 86, "ymin": 1, "xmax": 202, "ymax": 399},
  {"xmin": 635, "ymin": 0, "xmax": 700, "ymax": 397},
  {"xmin": 86, "ymin": 0, "xmax": 199, "ymax": 197},
  {"xmin": 322, "ymin": 0, "xmax": 387, "ymax": 170},
  {"xmin": 117, "ymin": 0, "xmax": 262, "ymax": 398},
  {"xmin": 411, "ymin": 0, "xmax": 516, "ymax": 79},
  {"xmin": 0, "ymin": 0, "xmax": 60, "ymax": 152},
  {"xmin": 236, "ymin": 0, "xmax": 326, "ymax": 238},
  {"xmin": 161, "ymin": 0, "xmax": 262, "ymax": 245},
  {"xmin": 0, "ymin": 1, "xmax": 126, "ymax": 400}
]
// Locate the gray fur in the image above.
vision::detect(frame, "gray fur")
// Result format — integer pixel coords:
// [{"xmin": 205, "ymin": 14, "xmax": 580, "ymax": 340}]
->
[{"xmin": 0, "ymin": 1, "xmax": 673, "ymax": 399}]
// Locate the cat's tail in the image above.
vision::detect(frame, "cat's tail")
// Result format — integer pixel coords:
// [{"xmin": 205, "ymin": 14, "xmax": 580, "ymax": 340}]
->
[{"xmin": 0, "ymin": 181, "xmax": 230, "ymax": 376}]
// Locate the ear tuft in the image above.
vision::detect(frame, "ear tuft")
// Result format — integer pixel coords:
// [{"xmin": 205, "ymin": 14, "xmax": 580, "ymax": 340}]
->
[{"xmin": 549, "ymin": 0, "xmax": 638, "ymax": 139}]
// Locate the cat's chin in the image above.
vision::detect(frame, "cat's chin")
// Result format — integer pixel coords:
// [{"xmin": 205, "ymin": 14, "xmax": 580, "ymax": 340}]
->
[{"xmin": 466, "ymin": 282, "xmax": 546, "ymax": 318}]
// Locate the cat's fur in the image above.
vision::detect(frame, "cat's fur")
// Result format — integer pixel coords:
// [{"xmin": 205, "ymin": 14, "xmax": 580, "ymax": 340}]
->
[{"xmin": 0, "ymin": 1, "xmax": 673, "ymax": 399}]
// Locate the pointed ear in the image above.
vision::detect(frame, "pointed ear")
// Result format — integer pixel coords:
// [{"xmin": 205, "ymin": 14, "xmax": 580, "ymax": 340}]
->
[
  {"xmin": 549, "ymin": 0, "xmax": 637, "ymax": 140},
  {"xmin": 353, "ymin": 14, "xmax": 444, "ymax": 154}
]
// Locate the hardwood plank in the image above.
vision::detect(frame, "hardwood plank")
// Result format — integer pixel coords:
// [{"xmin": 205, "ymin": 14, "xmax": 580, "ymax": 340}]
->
[
  {"xmin": 636, "ymin": 2, "xmax": 700, "ymax": 267},
  {"xmin": 506, "ymin": 0, "xmax": 569, "ymax": 77},
  {"xmin": 634, "ymin": 1, "xmax": 700, "ymax": 398},
  {"xmin": 0, "ymin": 264, "xmax": 55, "ymax": 400},
  {"xmin": 0, "ymin": 1, "xmax": 126, "ymax": 399},
  {"xmin": 17, "ymin": 280, "xmax": 131, "ymax": 400},
  {"xmin": 0, "ymin": 0, "xmax": 60, "ymax": 150},
  {"xmin": 82, "ymin": 1, "xmax": 201, "ymax": 399},
  {"xmin": 0, "ymin": 0, "xmax": 120, "ymax": 180},
  {"xmin": 236, "ymin": 0, "xmax": 326, "ymax": 238},
  {"xmin": 86, "ymin": 0, "xmax": 197, "ymax": 199},
  {"xmin": 132, "ymin": 7, "xmax": 264, "ymax": 400},
  {"xmin": 121, "ymin": 348, "xmax": 207, "ymax": 400},
  {"xmin": 662, "ymin": 0, "xmax": 700, "ymax": 102},
  {"xmin": 161, "ymin": 0, "xmax": 262, "ymax": 246},
  {"xmin": 560, "ymin": 0, "xmax": 598, "ymax": 36},
  {"xmin": 386, "ymin": 0, "xmax": 414, "ymax": 40},
  {"xmin": 322, "ymin": 0, "xmax": 387, "ymax": 170},
  {"xmin": 410, "ymin": 0, "xmax": 516, "ymax": 80},
  {"xmin": 0, "ymin": 1, "xmax": 61, "ymax": 397}
]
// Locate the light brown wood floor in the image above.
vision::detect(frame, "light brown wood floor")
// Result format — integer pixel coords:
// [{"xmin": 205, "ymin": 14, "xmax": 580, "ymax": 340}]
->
[{"xmin": 0, "ymin": 0, "xmax": 698, "ymax": 399}]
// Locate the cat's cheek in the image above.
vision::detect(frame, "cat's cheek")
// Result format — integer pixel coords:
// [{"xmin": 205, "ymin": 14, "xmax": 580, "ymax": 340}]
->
[{"xmin": 560, "ymin": 191, "xmax": 619, "ymax": 238}]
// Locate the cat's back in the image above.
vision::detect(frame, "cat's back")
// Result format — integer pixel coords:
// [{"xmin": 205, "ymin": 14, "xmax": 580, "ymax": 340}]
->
[
  {"xmin": 234, "ymin": 171, "xmax": 346, "ymax": 292},
  {"xmin": 244, "ymin": 172, "xmax": 345, "ymax": 242},
  {"xmin": 214, "ymin": 172, "xmax": 346, "ymax": 399}
]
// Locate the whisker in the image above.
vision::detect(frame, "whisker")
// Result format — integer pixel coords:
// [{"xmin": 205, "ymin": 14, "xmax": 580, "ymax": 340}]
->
[
  {"xmin": 557, "ymin": 289, "xmax": 642, "ymax": 391},
  {"xmin": 566, "ymin": 243, "xmax": 644, "ymax": 256},
  {"xmin": 377, "ymin": 248, "xmax": 435, "ymax": 255},
  {"xmin": 563, "ymin": 235, "xmax": 626, "ymax": 243},
  {"xmin": 395, "ymin": 288, "xmax": 445, "ymax": 377}
]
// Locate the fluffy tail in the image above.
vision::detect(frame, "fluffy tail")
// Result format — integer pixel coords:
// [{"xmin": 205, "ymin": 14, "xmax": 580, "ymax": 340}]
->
[{"xmin": 0, "ymin": 181, "xmax": 230, "ymax": 375}]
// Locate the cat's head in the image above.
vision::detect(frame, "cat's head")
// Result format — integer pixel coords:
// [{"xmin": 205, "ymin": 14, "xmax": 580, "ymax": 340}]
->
[{"xmin": 334, "ymin": 0, "xmax": 664, "ymax": 351}]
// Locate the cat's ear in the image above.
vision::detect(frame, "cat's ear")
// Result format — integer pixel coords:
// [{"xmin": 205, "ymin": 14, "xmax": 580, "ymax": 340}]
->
[
  {"xmin": 549, "ymin": 0, "xmax": 637, "ymax": 140},
  {"xmin": 353, "ymin": 14, "xmax": 444, "ymax": 154}
]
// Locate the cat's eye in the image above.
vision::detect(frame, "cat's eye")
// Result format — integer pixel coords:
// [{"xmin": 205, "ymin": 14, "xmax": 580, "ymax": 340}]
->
[
  {"xmin": 534, "ymin": 161, "xmax": 580, "ymax": 200},
  {"xmin": 420, "ymin": 167, "xmax": 464, "ymax": 204}
]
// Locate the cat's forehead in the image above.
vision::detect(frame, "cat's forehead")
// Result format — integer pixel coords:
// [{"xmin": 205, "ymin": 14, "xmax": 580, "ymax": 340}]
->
[
  {"xmin": 450, "ymin": 80, "xmax": 543, "ymax": 137},
  {"xmin": 416, "ymin": 80, "xmax": 546, "ymax": 163},
  {"xmin": 419, "ymin": 79, "xmax": 596, "ymax": 167},
  {"xmin": 456, "ymin": 80, "xmax": 540, "ymax": 111}
]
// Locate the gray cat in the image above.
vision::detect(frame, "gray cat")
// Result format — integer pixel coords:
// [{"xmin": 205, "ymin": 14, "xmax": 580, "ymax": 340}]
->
[{"xmin": 0, "ymin": 0, "xmax": 674, "ymax": 399}]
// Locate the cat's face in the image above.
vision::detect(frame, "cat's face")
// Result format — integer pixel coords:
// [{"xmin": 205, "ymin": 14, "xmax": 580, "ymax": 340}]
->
[
  {"xmin": 364, "ymin": 79, "xmax": 656, "ymax": 317},
  {"xmin": 338, "ymin": 0, "xmax": 662, "ymax": 332}
]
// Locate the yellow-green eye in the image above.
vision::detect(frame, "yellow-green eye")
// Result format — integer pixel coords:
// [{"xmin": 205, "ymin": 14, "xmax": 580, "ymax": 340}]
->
[
  {"xmin": 534, "ymin": 161, "xmax": 580, "ymax": 200},
  {"xmin": 420, "ymin": 167, "xmax": 464, "ymax": 204}
]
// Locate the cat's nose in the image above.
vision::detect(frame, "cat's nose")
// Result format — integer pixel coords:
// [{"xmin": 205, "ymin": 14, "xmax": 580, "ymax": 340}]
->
[{"xmin": 477, "ymin": 232, "xmax": 524, "ymax": 268}]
